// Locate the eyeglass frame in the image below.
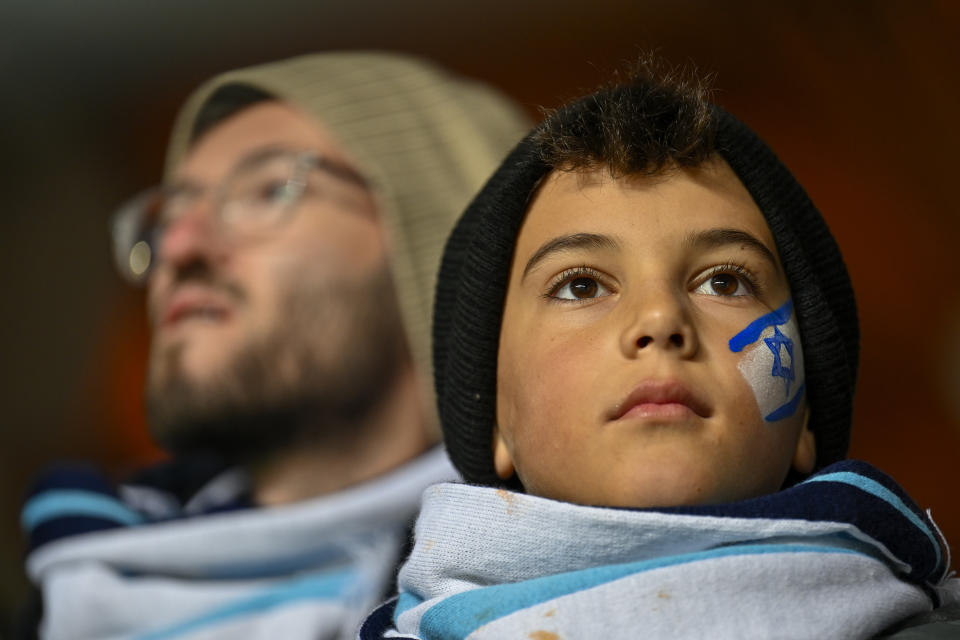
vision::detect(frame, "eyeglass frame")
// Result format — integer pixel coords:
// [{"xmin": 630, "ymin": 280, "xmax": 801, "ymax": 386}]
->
[{"xmin": 110, "ymin": 147, "xmax": 372, "ymax": 284}]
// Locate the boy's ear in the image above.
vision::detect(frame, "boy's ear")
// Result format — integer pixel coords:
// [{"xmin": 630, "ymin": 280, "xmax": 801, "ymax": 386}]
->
[
  {"xmin": 492, "ymin": 425, "xmax": 516, "ymax": 480},
  {"xmin": 791, "ymin": 407, "xmax": 816, "ymax": 475}
]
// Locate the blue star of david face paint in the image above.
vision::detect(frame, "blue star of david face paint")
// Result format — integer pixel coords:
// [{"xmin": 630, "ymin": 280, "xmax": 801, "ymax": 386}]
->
[{"xmin": 728, "ymin": 299, "xmax": 805, "ymax": 422}]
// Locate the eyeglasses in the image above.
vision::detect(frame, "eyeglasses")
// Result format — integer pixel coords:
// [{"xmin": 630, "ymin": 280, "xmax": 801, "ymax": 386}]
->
[{"xmin": 110, "ymin": 148, "xmax": 370, "ymax": 284}]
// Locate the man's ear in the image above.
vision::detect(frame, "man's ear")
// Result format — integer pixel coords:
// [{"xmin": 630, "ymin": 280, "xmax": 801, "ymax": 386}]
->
[
  {"xmin": 791, "ymin": 407, "xmax": 816, "ymax": 475},
  {"xmin": 492, "ymin": 425, "xmax": 516, "ymax": 480}
]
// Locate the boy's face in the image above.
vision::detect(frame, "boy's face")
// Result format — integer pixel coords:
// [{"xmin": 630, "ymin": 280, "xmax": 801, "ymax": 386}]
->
[{"xmin": 494, "ymin": 159, "xmax": 815, "ymax": 508}]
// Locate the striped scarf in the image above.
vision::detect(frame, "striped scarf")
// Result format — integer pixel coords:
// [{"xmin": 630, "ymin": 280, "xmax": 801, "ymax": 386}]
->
[
  {"xmin": 22, "ymin": 447, "xmax": 456, "ymax": 640},
  {"xmin": 363, "ymin": 460, "xmax": 958, "ymax": 640}
]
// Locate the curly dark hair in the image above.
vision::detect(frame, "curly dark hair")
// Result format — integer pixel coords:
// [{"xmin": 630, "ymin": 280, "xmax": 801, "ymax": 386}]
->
[{"xmin": 533, "ymin": 58, "xmax": 717, "ymax": 176}]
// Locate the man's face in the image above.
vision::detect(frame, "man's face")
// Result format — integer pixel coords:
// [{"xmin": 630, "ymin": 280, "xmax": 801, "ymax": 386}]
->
[
  {"xmin": 146, "ymin": 101, "xmax": 406, "ymax": 453},
  {"xmin": 494, "ymin": 160, "xmax": 815, "ymax": 508}
]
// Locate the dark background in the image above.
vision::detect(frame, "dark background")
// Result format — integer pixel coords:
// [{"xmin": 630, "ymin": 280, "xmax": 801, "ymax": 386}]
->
[{"xmin": 3, "ymin": 0, "xmax": 959, "ymax": 623}]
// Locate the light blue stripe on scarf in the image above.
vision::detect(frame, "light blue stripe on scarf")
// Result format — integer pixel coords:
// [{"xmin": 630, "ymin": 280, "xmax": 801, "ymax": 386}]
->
[
  {"xmin": 22, "ymin": 490, "xmax": 145, "ymax": 530},
  {"xmin": 415, "ymin": 543, "xmax": 858, "ymax": 639},
  {"xmin": 395, "ymin": 591, "xmax": 421, "ymax": 620},
  {"xmin": 135, "ymin": 570, "xmax": 356, "ymax": 640},
  {"xmin": 804, "ymin": 471, "xmax": 942, "ymax": 572}
]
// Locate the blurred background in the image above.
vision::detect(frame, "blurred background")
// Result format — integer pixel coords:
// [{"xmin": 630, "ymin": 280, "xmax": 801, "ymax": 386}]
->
[{"xmin": 2, "ymin": 0, "xmax": 958, "ymax": 626}]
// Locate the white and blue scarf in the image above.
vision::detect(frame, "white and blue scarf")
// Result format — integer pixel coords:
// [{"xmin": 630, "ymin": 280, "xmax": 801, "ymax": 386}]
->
[
  {"xmin": 22, "ymin": 447, "xmax": 457, "ymax": 640},
  {"xmin": 361, "ymin": 460, "xmax": 959, "ymax": 640}
]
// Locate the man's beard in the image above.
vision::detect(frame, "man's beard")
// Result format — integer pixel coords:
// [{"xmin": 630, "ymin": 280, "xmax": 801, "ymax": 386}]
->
[{"xmin": 145, "ymin": 262, "xmax": 408, "ymax": 463}]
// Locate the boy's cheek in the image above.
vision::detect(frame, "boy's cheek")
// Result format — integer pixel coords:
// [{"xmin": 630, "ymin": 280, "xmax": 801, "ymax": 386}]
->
[
  {"xmin": 731, "ymin": 311, "xmax": 806, "ymax": 424},
  {"xmin": 496, "ymin": 328, "xmax": 600, "ymax": 471},
  {"xmin": 498, "ymin": 342, "xmax": 580, "ymax": 434}
]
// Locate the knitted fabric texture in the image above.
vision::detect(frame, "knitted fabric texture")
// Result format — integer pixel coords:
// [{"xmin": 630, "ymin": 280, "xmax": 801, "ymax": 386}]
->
[
  {"xmin": 434, "ymin": 104, "xmax": 859, "ymax": 487},
  {"xmin": 362, "ymin": 460, "xmax": 956, "ymax": 640},
  {"xmin": 164, "ymin": 52, "xmax": 531, "ymax": 435}
]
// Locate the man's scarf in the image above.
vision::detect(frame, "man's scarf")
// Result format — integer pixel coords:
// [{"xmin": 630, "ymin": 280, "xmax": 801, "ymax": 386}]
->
[{"xmin": 22, "ymin": 448, "xmax": 455, "ymax": 640}]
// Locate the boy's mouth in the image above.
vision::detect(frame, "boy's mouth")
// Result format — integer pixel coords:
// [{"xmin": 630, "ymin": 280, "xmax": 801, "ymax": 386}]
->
[{"xmin": 609, "ymin": 380, "xmax": 712, "ymax": 421}]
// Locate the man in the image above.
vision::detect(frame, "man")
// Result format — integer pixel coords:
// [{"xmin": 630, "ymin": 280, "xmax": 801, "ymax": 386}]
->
[{"xmin": 20, "ymin": 52, "xmax": 528, "ymax": 640}]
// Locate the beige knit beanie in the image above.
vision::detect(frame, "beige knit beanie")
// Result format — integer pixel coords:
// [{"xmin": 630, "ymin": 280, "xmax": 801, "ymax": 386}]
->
[{"xmin": 164, "ymin": 51, "xmax": 531, "ymax": 435}]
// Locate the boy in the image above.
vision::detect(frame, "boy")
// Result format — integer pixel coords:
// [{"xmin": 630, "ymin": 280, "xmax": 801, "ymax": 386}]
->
[{"xmin": 360, "ymin": 64, "xmax": 960, "ymax": 638}]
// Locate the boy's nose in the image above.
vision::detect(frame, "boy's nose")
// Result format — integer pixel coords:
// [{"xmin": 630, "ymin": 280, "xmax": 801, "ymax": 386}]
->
[{"xmin": 618, "ymin": 286, "xmax": 699, "ymax": 359}]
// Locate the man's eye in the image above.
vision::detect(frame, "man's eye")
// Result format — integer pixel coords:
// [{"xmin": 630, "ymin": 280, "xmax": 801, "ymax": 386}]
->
[
  {"xmin": 255, "ymin": 179, "xmax": 298, "ymax": 204},
  {"xmin": 694, "ymin": 273, "xmax": 750, "ymax": 297},
  {"xmin": 551, "ymin": 276, "xmax": 611, "ymax": 301}
]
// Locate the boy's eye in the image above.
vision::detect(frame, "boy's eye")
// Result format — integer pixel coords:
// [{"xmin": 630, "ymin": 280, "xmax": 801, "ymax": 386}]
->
[
  {"xmin": 694, "ymin": 272, "xmax": 751, "ymax": 297},
  {"xmin": 550, "ymin": 274, "xmax": 612, "ymax": 301}
]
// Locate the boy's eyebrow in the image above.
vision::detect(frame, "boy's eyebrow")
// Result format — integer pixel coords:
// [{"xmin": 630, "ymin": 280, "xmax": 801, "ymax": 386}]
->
[
  {"xmin": 683, "ymin": 228, "xmax": 781, "ymax": 273},
  {"xmin": 522, "ymin": 233, "xmax": 621, "ymax": 280}
]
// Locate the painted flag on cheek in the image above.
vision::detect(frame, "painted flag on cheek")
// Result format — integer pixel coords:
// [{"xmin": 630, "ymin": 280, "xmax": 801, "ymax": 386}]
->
[{"xmin": 728, "ymin": 300, "xmax": 806, "ymax": 422}]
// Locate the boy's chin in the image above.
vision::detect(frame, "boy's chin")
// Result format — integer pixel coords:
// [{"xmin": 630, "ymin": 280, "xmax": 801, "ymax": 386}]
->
[{"xmin": 526, "ymin": 466, "xmax": 777, "ymax": 509}]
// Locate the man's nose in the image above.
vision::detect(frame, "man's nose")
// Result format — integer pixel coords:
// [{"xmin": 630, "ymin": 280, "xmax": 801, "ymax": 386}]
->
[
  {"xmin": 156, "ymin": 199, "xmax": 225, "ymax": 270},
  {"xmin": 618, "ymin": 283, "xmax": 700, "ymax": 359}
]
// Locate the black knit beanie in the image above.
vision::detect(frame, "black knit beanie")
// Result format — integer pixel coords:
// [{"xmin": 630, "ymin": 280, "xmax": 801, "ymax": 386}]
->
[{"xmin": 434, "ymin": 90, "xmax": 859, "ymax": 488}]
